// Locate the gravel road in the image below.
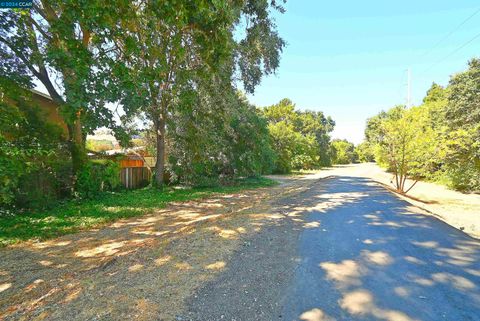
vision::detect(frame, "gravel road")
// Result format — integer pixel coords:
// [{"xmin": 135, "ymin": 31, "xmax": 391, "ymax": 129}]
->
[{"xmin": 187, "ymin": 176, "xmax": 480, "ymax": 321}]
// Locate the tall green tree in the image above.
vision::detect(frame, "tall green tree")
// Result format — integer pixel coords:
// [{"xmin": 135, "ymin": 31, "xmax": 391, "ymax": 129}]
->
[
  {"xmin": 446, "ymin": 59, "xmax": 480, "ymax": 127},
  {"xmin": 442, "ymin": 59, "xmax": 480, "ymax": 191},
  {"xmin": 295, "ymin": 110, "xmax": 335, "ymax": 166},
  {"xmin": 167, "ymin": 80, "xmax": 275, "ymax": 185},
  {"xmin": 108, "ymin": 0, "xmax": 285, "ymax": 187},
  {"xmin": 331, "ymin": 139, "xmax": 357, "ymax": 164},
  {"xmin": 364, "ymin": 59, "xmax": 480, "ymax": 193},
  {"xmin": 0, "ymin": 0, "xmax": 126, "ymax": 178},
  {"xmin": 370, "ymin": 106, "xmax": 437, "ymax": 193},
  {"xmin": 261, "ymin": 98, "xmax": 335, "ymax": 172}
]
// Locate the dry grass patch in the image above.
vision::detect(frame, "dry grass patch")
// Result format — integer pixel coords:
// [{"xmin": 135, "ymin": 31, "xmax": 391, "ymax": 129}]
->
[{"xmin": 0, "ymin": 177, "xmax": 313, "ymax": 320}]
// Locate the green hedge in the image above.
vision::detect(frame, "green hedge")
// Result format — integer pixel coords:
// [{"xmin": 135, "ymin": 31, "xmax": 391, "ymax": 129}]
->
[{"xmin": 75, "ymin": 160, "xmax": 121, "ymax": 198}]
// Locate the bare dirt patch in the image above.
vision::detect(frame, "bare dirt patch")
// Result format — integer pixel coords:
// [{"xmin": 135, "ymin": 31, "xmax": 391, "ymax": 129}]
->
[{"xmin": 0, "ymin": 177, "xmax": 314, "ymax": 321}]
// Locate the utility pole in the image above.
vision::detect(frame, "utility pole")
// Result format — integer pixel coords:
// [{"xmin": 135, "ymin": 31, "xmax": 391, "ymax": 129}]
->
[{"xmin": 406, "ymin": 67, "xmax": 412, "ymax": 108}]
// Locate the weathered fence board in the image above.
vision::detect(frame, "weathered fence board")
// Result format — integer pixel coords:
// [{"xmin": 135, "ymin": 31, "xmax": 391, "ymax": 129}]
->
[{"xmin": 120, "ymin": 167, "xmax": 152, "ymax": 189}]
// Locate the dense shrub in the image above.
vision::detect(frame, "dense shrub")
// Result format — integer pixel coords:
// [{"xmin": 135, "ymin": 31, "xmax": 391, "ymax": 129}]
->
[
  {"xmin": 355, "ymin": 142, "xmax": 375, "ymax": 162},
  {"xmin": 440, "ymin": 126, "xmax": 480, "ymax": 192},
  {"xmin": 331, "ymin": 139, "xmax": 358, "ymax": 164},
  {"xmin": 260, "ymin": 99, "xmax": 335, "ymax": 173},
  {"xmin": 166, "ymin": 84, "xmax": 275, "ymax": 186},
  {"xmin": 0, "ymin": 86, "xmax": 68, "ymax": 209},
  {"xmin": 14, "ymin": 159, "xmax": 72, "ymax": 209},
  {"xmin": 75, "ymin": 160, "xmax": 121, "ymax": 198}
]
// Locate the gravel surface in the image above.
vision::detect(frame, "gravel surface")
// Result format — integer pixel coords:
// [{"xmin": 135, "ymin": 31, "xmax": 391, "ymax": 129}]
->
[{"xmin": 185, "ymin": 180, "xmax": 326, "ymax": 321}]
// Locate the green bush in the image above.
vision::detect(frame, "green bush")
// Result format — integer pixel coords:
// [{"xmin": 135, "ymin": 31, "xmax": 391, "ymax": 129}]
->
[
  {"xmin": 166, "ymin": 89, "xmax": 275, "ymax": 186},
  {"xmin": 0, "ymin": 86, "xmax": 68, "ymax": 209},
  {"xmin": 355, "ymin": 142, "xmax": 375, "ymax": 162},
  {"xmin": 331, "ymin": 139, "xmax": 358, "ymax": 164},
  {"xmin": 76, "ymin": 160, "xmax": 121, "ymax": 198},
  {"xmin": 14, "ymin": 159, "xmax": 72, "ymax": 209},
  {"xmin": 260, "ymin": 99, "xmax": 335, "ymax": 172},
  {"xmin": 441, "ymin": 164, "xmax": 480, "ymax": 192}
]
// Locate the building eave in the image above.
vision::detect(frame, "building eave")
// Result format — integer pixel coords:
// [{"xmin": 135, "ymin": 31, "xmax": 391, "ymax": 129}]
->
[{"xmin": 30, "ymin": 88, "xmax": 53, "ymax": 101}]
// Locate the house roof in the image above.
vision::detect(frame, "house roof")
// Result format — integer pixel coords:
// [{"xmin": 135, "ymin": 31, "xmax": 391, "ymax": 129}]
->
[
  {"xmin": 30, "ymin": 89, "xmax": 53, "ymax": 101},
  {"xmin": 104, "ymin": 146, "xmax": 150, "ymax": 156}
]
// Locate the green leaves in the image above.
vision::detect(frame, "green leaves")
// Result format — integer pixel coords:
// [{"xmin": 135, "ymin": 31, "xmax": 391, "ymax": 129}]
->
[
  {"xmin": 366, "ymin": 61, "xmax": 480, "ymax": 192},
  {"xmin": 260, "ymin": 98, "xmax": 334, "ymax": 173},
  {"xmin": 0, "ymin": 85, "xmax": 67, "ymax": 207},
  {"xmin": 446, "ymin": 58, "xmax": 480, "ymax": 128},
  {"xmin": 166, "ymin": 76, "xmax": 275, "ymax": 185},
  {"xmin": 331, "ymin": 139, "xmax": 357, "ymax": 165},
  {"xmin": 1, "ymin": 0, "xmax": 287, "ymax": 196}
]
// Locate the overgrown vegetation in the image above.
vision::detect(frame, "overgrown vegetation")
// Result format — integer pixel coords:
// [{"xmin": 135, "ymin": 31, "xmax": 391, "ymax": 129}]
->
[
  {"xmin": 0, "ymin": 85, "xmax": 123, "ymax": 208},
  {"xmin": 165, "ymin": 89, "xmax": 276, "ymax": 186},
  {"xmin": 0, "ymin": 84, "xmax": 71, "ymax": 209},
  {"xmin": 75, "ymin": 160, "xmax": 121, "ymax": 198},
  {"xmin": 0, "ymin": 1, "xmax": 290, "ymax": 210},
  {"xmin": 363, "ymin": 59, "xmax": 480, "ymax": 193},
  {"xmin": 355, "ymin": 141, "xmax": 375, "ymax": 163},
  {"xmin": 0, "ymin": 176, "xmax": 276, "ymax": 246},
  {"xmin": 1, "ymin": 1, "xmax": 344, "ymax": 218},
  {"xmin": 0, "ymin": 0, "xmax": 287, "ymax": 194},
  {"xmin": 260, "ymin": 98, "xmax": 335, "ymax": 173},
  {"xmin": 331, "ymin": 139, "xmax": 358, "ymax": 165},
  {"xmin": 102, "ymin": 1, "xmax": 286, "ymax": 187}
]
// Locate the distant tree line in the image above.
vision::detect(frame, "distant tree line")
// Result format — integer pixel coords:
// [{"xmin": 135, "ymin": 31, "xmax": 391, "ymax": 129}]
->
[
  {"xmin": 330, "ymin": 139, "xmax": 358, "ymax": 165},
  {"xmin": 259, "ymin": 98, "xmax": 335, "ymax": 173},
  {"xmin": 363, "ymin": 59, "xmax": 480, "ymax": 193}
]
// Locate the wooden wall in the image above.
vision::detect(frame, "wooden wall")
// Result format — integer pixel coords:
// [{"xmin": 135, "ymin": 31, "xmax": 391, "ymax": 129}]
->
[{"xmin": 120, "ymin": 167, "xmax": 152, "ymax": 189}]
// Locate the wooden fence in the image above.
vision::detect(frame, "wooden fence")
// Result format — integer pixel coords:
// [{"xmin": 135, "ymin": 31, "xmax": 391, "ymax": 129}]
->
[{"xmin": 120, "ymin": 167, "xmax": 152, "ymax": 189}]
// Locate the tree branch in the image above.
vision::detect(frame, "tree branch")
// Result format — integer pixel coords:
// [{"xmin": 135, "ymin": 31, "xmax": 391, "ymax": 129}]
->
[
  {"xmin": 25, "ymin": 15, "xmax": 52, "ymax": 41},
  {"xmin": 0, "ymin": 35, "xmax": 41, "ymax": 79},
  {"xmin": 404, "ymin": 180, "xmax": 418, "ymax": 194}
]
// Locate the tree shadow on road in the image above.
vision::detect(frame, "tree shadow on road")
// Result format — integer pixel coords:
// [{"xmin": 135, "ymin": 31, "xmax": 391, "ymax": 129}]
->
[{"xmin": 280, "ymin": 176, "xmax": 480, "ymax": 321}]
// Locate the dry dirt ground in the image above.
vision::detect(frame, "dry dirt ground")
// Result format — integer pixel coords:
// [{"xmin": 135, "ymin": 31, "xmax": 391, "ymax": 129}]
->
[{"xmin": 0, "ymin": 175, "xmax": 315, "ymax": 321}]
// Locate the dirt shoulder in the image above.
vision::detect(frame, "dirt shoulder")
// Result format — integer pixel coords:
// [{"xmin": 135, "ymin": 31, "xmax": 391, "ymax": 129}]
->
[
  {"xmin": 0, "ymin": 176, "xmax": 316, "ymax": 321},
  {"xmin": 342, "ymin": 163, "xmax": 480, "ymax": 239},
  {"xmin": 185, "ymin": 178, "xmax": 334, "ymax": 321}
]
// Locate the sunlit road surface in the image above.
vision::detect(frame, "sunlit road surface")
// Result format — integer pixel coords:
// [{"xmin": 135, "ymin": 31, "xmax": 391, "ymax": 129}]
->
[{"xmin": 282, "ymin": 176, "xmax": 480, "ymax": 321}]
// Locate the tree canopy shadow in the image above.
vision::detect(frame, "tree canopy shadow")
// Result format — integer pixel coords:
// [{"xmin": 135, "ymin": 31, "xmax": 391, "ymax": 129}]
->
[{"xmin": 279, "ymin": 176, "xmax": 480, "ymax": 321}]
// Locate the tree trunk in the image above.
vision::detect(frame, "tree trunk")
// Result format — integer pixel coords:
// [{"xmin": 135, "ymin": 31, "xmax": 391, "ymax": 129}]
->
[
  {"xmin": 65, "ymin": 112, "xmax": 86, "ymax": 195},
  {"xmin": 401, "ymin": 174, "xmax": 408, "ymax": 193},
  {"xmin": 394, "ymin": 171, "xmax": 400, "ymax": 191},
  {"xmin": 68, "ymin": 114, "xmax": 86, "ymax": 175},
  {"xmin": 154, "ymin": 114, "xmax": 166, "ymax": 188}
]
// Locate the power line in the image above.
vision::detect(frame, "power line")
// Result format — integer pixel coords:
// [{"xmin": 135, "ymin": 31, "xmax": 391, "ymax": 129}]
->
[
  {"xmin": 423, "ymin": 30, "xmax": 480, "ymax": 73},
  {"xmin": 421, "ymin": 7, "xmax": 480, "ymax": 59},
  {"xmin": 407, "ymin": 68, "xmax": 412, "ymax": 107},
  {"xmin": 396, "ymin": 69, "xmax": 407, "ymax": 102}
]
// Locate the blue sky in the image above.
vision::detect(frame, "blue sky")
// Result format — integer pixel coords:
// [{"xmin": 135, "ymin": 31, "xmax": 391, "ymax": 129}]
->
[{"xmin": 247, "ymin": 0, "xmax": 480, "ymax": 144}]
